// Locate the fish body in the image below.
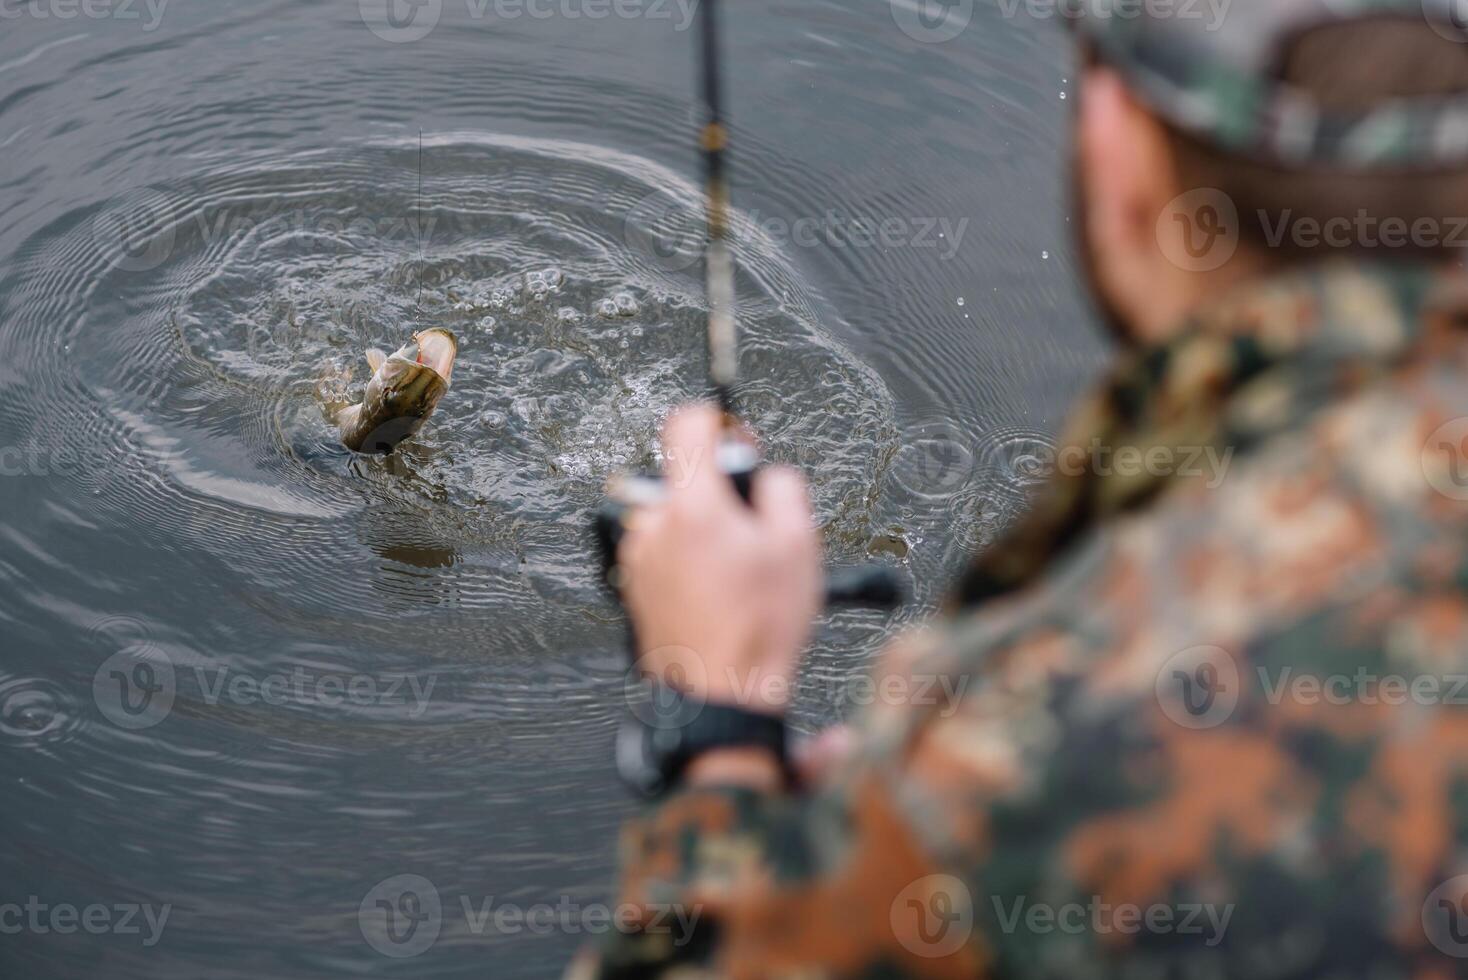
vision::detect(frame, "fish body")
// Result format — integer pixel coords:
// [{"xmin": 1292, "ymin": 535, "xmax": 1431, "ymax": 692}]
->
[{"xmin": 323, "ymin": 328, "xmax": 458, "ymax": 454}]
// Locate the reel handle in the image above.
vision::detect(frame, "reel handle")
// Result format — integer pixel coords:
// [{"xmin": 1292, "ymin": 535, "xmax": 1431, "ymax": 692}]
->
[{"xmin": 593, "ymin": 442, "xmax": 905, "ymax": 611}]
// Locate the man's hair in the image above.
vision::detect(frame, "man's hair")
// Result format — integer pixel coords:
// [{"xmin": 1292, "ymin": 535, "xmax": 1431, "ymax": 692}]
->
[{"xmin": 1161, "ymin": 19, "xmax": 1468, "ymax": 260}]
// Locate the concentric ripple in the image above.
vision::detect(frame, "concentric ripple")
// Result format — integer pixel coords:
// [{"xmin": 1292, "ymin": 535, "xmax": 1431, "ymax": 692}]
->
[
  {"xmin": 0, "ymin": 676, "xmax": 82, "ymax": 747},
  {"xmin": 2, "ymin": 135, "xmax": 898, "ymax": 627}
]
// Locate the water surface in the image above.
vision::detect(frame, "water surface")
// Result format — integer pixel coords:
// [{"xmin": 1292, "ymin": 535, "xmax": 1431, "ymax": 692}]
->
[{"xmin": 0, "ymin": 2, "xmax": 1101, "ymax": 976}]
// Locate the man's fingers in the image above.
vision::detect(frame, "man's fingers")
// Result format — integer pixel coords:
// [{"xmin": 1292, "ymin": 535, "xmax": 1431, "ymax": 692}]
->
[
  {"xmin": 754, "ymin": 465, "xmax": 815, "ymax": 545},
  {"xmin": 616, "ymin": 504, "xmax": 665, "ymax": 571},
  {"xmin": 661, "ymin": 404, "xmax": 737, "ymax": 504},
  {"xmin": 792, "ymin": 725, "xmax": 856, "ymax": 786}
]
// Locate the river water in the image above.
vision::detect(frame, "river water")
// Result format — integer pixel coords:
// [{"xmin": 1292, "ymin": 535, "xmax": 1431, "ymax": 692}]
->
[{"xmin": 0, "ymin": 1, "xmax": 1101, "ymax": 976}]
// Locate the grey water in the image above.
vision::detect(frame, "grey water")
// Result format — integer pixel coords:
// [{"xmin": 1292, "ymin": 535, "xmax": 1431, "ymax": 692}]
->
[{"xmin": 0, "ymin": 1, "xmax": 1102, "ymax": 976}]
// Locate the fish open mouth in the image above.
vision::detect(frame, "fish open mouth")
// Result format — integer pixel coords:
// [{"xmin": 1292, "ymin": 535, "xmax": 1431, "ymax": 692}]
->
[{"xmin": 412, "ymin": 329, "xmax": 457, "ymax": 384}]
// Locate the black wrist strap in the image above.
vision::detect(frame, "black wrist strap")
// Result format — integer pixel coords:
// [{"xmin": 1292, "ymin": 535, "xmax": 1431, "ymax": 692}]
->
[{"xmin": 663, "ymin": 700, "xmax": 790, "ymax": 790}]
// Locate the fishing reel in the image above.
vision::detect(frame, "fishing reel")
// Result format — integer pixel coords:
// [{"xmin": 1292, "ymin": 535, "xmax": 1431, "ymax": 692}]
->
[{"xmin": 593, "ymin": 439, "xmax": 906, "ymax": 614}]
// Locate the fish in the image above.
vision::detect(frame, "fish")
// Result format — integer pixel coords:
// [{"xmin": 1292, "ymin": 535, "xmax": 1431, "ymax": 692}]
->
[{"xmin": 319, "ymin": 328, "xmax": 458, "ymax": 454}]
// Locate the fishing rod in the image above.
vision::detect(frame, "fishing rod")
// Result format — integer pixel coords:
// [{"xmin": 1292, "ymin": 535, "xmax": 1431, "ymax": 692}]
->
[
  {"xmin": 700, "ymin": 0, "xmax": 737, "ymax": 422},
  {"xmin": 593, "ymin": 0, "xmax": 903, "ymax": 612}
]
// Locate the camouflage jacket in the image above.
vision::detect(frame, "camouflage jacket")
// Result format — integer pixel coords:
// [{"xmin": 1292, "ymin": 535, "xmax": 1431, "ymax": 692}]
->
[{"xmin": 572, "ymin": 260, "xmax": 1468, "ymax": 979}]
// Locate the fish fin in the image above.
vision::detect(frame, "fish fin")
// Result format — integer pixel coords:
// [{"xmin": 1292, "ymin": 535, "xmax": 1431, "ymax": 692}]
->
[{"xmin": 366, "ymin": 348, "xmax": 387, "ymax": 374}]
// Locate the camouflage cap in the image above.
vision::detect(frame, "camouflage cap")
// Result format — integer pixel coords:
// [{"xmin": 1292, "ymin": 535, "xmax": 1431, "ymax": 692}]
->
[{"xmin": 1068, "ymin": 0, "xmax": 1468, "ymax": 169}]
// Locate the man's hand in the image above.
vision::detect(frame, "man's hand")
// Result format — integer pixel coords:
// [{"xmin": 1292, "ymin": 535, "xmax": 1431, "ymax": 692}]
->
[{"xmin": 618, "ymin": 405, "xmax": 822, "ymax": 718}]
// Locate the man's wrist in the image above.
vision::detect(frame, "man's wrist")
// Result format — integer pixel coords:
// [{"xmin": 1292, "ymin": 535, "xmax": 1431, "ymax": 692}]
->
[{"xmin": 683, "ymin": 745, "xmax": 786, "ymax": 792}]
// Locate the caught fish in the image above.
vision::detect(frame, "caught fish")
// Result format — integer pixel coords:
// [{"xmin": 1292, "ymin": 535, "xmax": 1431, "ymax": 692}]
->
[{"xmin": 319, "ymin": 328, "xmax": 458, "ymax": 453}]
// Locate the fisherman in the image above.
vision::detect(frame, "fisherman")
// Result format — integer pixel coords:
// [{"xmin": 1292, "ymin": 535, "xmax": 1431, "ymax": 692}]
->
[{"xmin": 572, "ymin": 2, "xmax": 1468, "ymax": 976}]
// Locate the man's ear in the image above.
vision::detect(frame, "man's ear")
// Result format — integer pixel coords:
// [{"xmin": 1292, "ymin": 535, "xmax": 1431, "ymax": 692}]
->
[{"xmin": 1078, "ymin": 68, "xmax": 1178, "ymax": 258}]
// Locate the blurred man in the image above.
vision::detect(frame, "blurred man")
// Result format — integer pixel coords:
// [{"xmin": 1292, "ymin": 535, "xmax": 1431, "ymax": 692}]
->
[{"xmin": 573, "ymin": 2, "xmax": 1468, "ymax": 976}]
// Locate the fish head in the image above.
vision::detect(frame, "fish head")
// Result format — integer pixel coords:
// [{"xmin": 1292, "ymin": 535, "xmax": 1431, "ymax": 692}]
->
[{"xmin": 346, "ymin": 328, "xmax": 458, "ymax": 453}]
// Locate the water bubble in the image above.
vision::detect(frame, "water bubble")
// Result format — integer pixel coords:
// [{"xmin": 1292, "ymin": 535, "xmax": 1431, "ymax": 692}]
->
[
  {"xmin": 956, "ymin": 297, "xmax": 965, "ymax": 307},
  {"xmin": 0, "ymin": 678, "xmax": 80, "ymax": 746},
  {"xmin": 556, "ymin": 306, "xmax": 579, "ymax": 323},
  {"xmin": 489, "ymin": 289, "xmax": 512, "ymax": 308},
  {"xmin": 1041, "ymin": 250, "xmax": 1049, "ymax": 259},
  {"xmin": 595, "ymin": 298, "xmax": 618, "ymax": 318},
  {"xmin": 1059, "ymin": 92, "xmax": 1067, "ymax": 100},
  {"xmin": 479, "ymin": 315, "xmax": 497, "ymax": 332},
  {"xmin": 613, "ymin": 292, "xmax": 639, "ymax": 317}
]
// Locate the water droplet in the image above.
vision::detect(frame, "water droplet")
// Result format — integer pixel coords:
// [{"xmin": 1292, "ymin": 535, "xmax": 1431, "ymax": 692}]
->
[
  {"xmin": 1042, "ymin": 250, "xmax": 1050, "ymax": 259},
  {"xmin": 956, "ymin": 297, "xmax": 965, "ymax": 307},
  {"xmin": 1059, "ymin": 91, "xmax": 1067, "ymax": 100}
]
